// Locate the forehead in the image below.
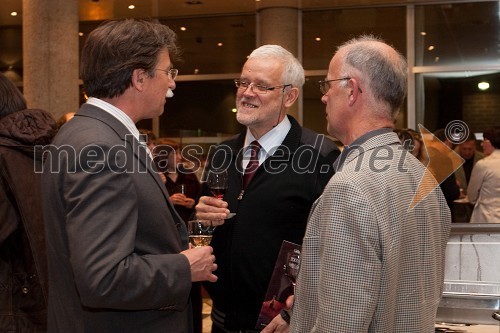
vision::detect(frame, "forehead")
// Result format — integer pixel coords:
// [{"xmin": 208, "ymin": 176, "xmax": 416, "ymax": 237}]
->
[{"xmin": 241, "ymin": 56, "xmax": 284, "ymax": 83}]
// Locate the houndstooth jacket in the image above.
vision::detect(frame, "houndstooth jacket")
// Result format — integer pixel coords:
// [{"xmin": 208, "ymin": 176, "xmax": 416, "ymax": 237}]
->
[{"xmin": 290, "ymin": 129, "xmax": 451, "ymax": 333}]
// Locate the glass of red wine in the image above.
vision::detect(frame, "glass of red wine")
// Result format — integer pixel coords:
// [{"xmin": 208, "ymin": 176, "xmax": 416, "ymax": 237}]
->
[
  {"xmin": 207, "ymin": 170, "xmax": 228, "ymax": 199},
  {"xmin": 206, "ymin": 170, "xmax": 235, "ymax": 218}
]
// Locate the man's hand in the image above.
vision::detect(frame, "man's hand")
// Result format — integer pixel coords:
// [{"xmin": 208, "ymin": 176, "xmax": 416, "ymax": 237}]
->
[
  {"xmin": 195, "ymin": 196, "xmax": 230, "ymax": 226},
  {"xmin": 181, "ymin": 246, "xmax": 218, "ymax": 282},
  {"xmin": 261, "ymin": 295, "xmax": 294, "ymax": 333}
]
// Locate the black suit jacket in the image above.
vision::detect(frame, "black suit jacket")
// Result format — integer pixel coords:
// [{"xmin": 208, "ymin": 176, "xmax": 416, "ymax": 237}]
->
[{"xmin": 41, "ymin": 104, "xmax": 193, "ymax": 332}]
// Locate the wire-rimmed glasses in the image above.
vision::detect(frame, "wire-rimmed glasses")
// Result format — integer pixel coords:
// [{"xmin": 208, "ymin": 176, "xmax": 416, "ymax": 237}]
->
[
  {"xmin": 156, "ymin": 68, "xmax": 178, "ymax": 80},
  {"xmin": 318, "ymin": 77, "xmax": 351, "ymax": 95},
  {"xmin": 234, "ymin": 79, "xmax": 291, "ymax": 94}
]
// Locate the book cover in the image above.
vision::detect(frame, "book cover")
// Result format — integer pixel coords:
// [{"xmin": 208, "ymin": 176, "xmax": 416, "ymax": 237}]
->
[{"xmin": 255, "ymin": 240, "xmax": 301, "ymax": 329}]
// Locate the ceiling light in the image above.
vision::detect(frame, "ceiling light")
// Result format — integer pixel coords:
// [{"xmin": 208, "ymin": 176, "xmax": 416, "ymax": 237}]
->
[
  {"xmin": 232, "ymin": 108, "xmax": 237, "ymax": 113},
  {"xmin": 428, "ymin": 45, "xmax": 435, "ymax": 51},
  {"xmin": 10, "ymin": 12, "xmax": 18, "ymax": 16},
  {"xmin": 128, "ymin": 5, "xmax": 135, "ymax": 9},
  {"xmin": 194, "ymin": 69, "xmax": 199, "ymax": 74},
  {"xmin": 434, "ymin": 56, "xmax": 440, "ymax": 62},
  {"xmin": 217, "ymin": 42, "xmax": 223, "ymax": 47},
  {"xmin": 180, "ymin": 27, "xmax": 187, "ymax": 31},
  {"xmin": 478, "ymin": 82, "xmax": 490, "ymax": 91},
  {"xmin": 78, "ymin": 32, "xmax": 84, "ymax": 37},
  {"xmin": 420, "ymin": 31, "xmax": 427, "ymax": 36},
  {"xmin": 315, "ymin": 37, "xmax": 321, "ymax": 42}
]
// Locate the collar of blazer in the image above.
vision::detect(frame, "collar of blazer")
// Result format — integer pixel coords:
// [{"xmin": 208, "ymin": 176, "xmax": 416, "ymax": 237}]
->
[
  {"xmin": 76, "ymin": 104, "xmax": 171, "ymax": 202},
  {"xmin": 335, "ymin": 130, "xmax": 400, "ymax": 171}
]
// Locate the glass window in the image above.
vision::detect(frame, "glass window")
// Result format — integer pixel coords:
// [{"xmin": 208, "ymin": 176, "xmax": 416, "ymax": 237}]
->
[
  {"xmin": 302, "ymin": 7, "xmax": 406, "ymax": 70},
  {"xmin": 159, "ymin": 79, "xmax": 244, "ymax": 137},
  {"xmin": 415, "ymin": 2, "xmax": 500, "ymax": 66}
]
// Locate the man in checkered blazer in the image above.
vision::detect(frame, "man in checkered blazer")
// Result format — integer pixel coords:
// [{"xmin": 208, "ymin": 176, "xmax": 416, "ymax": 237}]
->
[{"xmin": 289, "ymin": 36, "xmax": 451, "ymax": 332}]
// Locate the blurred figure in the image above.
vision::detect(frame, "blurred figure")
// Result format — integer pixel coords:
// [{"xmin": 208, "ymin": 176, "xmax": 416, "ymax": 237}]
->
[
  {"xmin": 138, "ymin": 128, "xmax": 157, "ymax": 151},
  {"xmin": 0, "ymin": 72, "xmax": 57, "ymax": 331},
  {"xmin": 41, "ymin": 19, "xmax": 217, "ymax": 332},
  {"xmin": 154, "ymin": 138, "xmax": 200, "ymax": 223},
  {"xmin": 289, "ymin": 35, "xmax": 451, "ymax": 333},
  {"xmin": 154, "ymin": 138, "xmax": 203, "ymax": 333},
  {"xmin": 394, "ymin": 128, "xmax": 423, "ymax": 160},
  {"xmin": 56, "ymin": 112, "xmax": 75, "ymax": 130},
  {"xmin": 427, "ymin": 128, "xmax": 461, "ymax": 209},
  {"xmin": 467, "ymin": 126, "xmax": 500, "ymax": 223},
  {"xmin": 455, "ymin": 133, "xmax": 484, "ymax": 194}
]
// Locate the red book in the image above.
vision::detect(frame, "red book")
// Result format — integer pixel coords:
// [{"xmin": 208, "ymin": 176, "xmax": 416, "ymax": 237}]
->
[{"xmin": 255, "ymin": 240, "xmax": 301, "ymax": 329}]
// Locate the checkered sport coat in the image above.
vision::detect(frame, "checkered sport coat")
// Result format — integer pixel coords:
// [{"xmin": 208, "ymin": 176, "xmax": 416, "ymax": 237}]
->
[{"xmin": 290, "ymin": 130, "xmax": 451, "ymax": 333}]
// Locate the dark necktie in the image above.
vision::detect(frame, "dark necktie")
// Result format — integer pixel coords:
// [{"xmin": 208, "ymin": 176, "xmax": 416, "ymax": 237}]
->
[{"xmin": 242, "ymin": 140, "xmax": 261, "ymax": 189}]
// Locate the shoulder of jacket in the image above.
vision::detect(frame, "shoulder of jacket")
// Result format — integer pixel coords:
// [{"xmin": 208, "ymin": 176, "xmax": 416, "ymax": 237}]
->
[{"xmin": 299, "ymin": 127, "xmax": 339, "ymax": 160}]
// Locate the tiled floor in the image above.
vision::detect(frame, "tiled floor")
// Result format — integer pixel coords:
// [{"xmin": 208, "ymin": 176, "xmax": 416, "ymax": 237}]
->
[{"xmin": 202, "ymin": 297, "xmax": 213, "ymax": 333}]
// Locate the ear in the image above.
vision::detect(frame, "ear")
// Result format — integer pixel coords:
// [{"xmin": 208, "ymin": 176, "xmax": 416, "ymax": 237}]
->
[
  {"xmin": 131, "ymin": 68, "xmax": 148, "ymax": 92},
  {"xmin": 284, "ymin": 87, "xmax": 300, "ymax": 107},
  {"xmin": 348, "ymin": 78, "xmax": 361, "ymax": 106}
]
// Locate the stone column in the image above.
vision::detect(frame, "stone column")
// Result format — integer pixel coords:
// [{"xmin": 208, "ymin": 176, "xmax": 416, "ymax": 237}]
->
[
  {"xmin": 23, "ymin": 0, "xmax": 79, "ymax": 121},
  {"xmin": 257, "ymin": 4, "xmax": 301, "ymax": 122}
]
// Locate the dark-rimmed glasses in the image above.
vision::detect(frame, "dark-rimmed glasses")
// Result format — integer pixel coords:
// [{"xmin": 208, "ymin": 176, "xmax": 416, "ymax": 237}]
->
[
  {"xmin": 318, "ymin": 77, "xmax": 353, "ymax": 95},
  {"xmin": 156, "ymin": 68, "xmax": 178, "ymax": 80},
  {"xmin": 234, "ymin": 79, "xmax": 291, "ymax": 94}
]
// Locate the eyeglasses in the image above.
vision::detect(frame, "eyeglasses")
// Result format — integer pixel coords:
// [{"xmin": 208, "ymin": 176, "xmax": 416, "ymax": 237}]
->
[
  {"xmin": 318, "ymin": 77, "xmax": 352, "ymax": 95},
  {"xmin": 156, "ymin": 68, "xmax": 178, "ymax": 80},
  {"xmin": 234, "ymin": 79, "xmax": 291, "ymax": 94}
]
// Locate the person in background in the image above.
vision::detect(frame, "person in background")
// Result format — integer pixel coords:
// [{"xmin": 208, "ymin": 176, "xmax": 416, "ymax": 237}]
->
[
  {"xmin": 195, "ymin": 44, "xmax": 339, "ymax": 333},
  {"xmin": 0, "ymin": 72, "xmax": 57, "ymax": 331},
  {"xmin": 139, "ymin": 128, "xmax": 157, "ymax": 151},
  {"xmin": 289, "ymin": 35, "xmax": 451, "ymax": 332},
  {"xmin": 394, "ymin": 128, "xmax": 423, "ymax": 160},
  {"xmin": 455, "ymin": 133, "xmax": 484, "ymax": 194},
  {"xmin": 467, "ymin": 126, "xmax": 500, "ymax": 223},
  {"xmin": 155, "ymin": 138, "xmax": 200, "ymax": 223},
  {"xmin": 154, "ymin": 138, "xmax": 203, "ymax": 333},
  {"xmin": 41, "ymin": 18, "xmax": 217, "ymax": 332},
  {"xmin": 56, "ymin": 112, "xmax": 75, "ymax": 130},
  {"xmin": 428, "ymin": 128, "xmax": 461, "ymax": 209}
]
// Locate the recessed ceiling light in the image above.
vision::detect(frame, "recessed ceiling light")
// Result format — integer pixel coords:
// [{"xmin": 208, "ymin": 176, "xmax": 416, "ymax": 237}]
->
[
  {"xmin": 315, "ymin": 37, "xmax": 321, "ymax": 42},
  {"xmin": 420, "ymin": 31, "xmax": 427, "ymax": 36},
  {"xmin": 10, "ymin": 12, "xmax": 18, "ymax": 16},
  {"xmin": 180, "ymin": 27, "xmax": 187, "ymax": 31},
  {"xmin": 194, "ymin": 69, "xmax": 200, "ymax": 74},
  {"xmin": 478, "ymin": 82, "xmax": 490, "ymax": 90},
  {"xmin": 232, "ymin": 108, "xmax": 237, "ymax": 113},
  {"xmin": 217, "ymin": 42, "xmax": 223, "ymax": 47},
  {"xmin": 434, "ymin": 56, "xmax": 440, "ymax": 62},
  {"xmin": 78, "ymin": 32, "xmax": 84, "ymax": 37},
  {"xmin": 128, "ymin": 5, "xmax": 135, "ymax": 9},
  {"xmin": 428, "ymin": 45, "xmax": 435, "ymax": 51}
]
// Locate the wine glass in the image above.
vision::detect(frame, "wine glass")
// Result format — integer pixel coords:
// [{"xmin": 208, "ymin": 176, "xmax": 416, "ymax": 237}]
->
[
  {"xmin": 206, "ymin": 170, "xmax": 236, "ymax": 218},
  {"xmin": 206, "ymin": 170, "xmax": 228, "ymax": 199},
  {"xmin": 284, "ymin": 251, "xmax": 300, "ymax": 291},
  {"xmin": 188, "ymin": 220, "xmax": 216, "ymax": 247}
]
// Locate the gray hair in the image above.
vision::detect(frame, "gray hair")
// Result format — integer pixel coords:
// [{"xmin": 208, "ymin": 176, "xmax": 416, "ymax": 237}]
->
[
  {"xmin": 248, "ymin": 45, "xmax": 305, "ymax": 88},
  {"xmin": 337, "ymin": 35, "xmax": 407, "ymax": 120}
]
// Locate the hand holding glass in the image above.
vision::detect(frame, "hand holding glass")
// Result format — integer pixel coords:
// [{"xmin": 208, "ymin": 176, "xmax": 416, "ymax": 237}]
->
[
  {"xmin": 206, "ymin": 170, "xmax": 235, "ymax": 218},
  {"xmin": 188, "ymin": 220, "xmax": 216, "ymax": 247}
]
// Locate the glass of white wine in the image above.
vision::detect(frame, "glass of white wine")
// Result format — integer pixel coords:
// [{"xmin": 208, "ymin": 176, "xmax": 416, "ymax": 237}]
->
[{"xmin": 188, "ymin": 220, "xmax": 216, "ymax": 247}]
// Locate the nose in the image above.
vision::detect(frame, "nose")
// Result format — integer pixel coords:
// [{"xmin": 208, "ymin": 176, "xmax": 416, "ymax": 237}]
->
[{"xmin": 321, "ymin": 94, "xmax": 328, "ymax": 105}]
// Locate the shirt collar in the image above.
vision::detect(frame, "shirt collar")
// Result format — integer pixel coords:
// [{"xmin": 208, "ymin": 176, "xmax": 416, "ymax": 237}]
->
[{"xmin": 243, "ymin": 115, "xmax": 291, "ymax": 157}]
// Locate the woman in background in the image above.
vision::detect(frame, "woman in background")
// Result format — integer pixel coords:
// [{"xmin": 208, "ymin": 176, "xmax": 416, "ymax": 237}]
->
[
  {"xmin": 467, "ymin": 126, "xmax": 500, "ymax": 223},
  {"xmin": 0, "ymin": 72, "xmax": 57, "ymax": 331}
]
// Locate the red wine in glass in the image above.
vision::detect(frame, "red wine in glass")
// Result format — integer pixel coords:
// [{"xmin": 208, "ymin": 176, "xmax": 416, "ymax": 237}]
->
[
  {"xmin": 210, "ymin": 187, "xmax": 226, "ymax": 199},
  {"xmin": 207, "ymin": 170, "xmax": 228, "ymax": 199}
]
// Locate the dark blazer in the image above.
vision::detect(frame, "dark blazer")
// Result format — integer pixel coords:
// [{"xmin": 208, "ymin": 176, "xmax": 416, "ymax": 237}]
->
[
  {"xmin": 202, "ymin": 115, "xmax": 339, "ymax": 330},
  {"xmin": 41, "ymin": 104, "xmax": 193, "ymax": 333}
]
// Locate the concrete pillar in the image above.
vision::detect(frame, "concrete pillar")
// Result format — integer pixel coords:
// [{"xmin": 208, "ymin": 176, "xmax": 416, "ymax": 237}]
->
[
  {"xmin": 257, "ymin": 5, "xmax": 301, "ymax": 122},
  {"xmin": 23, "ymin": 0, "xmax": 79, "ymax": 121}
]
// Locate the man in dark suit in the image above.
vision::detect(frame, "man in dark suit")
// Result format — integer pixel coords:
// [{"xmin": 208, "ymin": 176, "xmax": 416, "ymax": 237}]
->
[{"xmin": 41, "ymin": 19, "xmax": 217, "ymax": 333}]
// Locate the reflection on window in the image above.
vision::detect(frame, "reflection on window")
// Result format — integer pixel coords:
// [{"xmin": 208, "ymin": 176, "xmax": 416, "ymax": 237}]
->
[{"xmin": 415, "ymin": 2, "xmax": 500, "ymax": 66}]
